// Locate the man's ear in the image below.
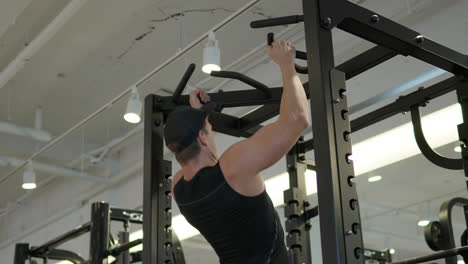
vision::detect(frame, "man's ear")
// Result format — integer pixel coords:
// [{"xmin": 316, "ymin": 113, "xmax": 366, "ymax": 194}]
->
[{"xmin": 198, "ymin": 130, "xmax": 208, "ymax": 146}]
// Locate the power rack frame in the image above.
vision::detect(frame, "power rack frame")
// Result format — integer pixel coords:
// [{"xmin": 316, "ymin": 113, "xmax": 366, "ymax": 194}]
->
[
  {"xmin": 144, "ymin": 1, "xmax": 468, "ymax": 264},
  {"xmin": 14, "ymin": 202, "xmax": 145, "ymax": 264}
]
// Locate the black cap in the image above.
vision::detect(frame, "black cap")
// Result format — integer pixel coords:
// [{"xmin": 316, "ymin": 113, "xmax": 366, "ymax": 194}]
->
[{"xmin": 164, "ymin": 103, "xmax": 215, "ymax": 152}]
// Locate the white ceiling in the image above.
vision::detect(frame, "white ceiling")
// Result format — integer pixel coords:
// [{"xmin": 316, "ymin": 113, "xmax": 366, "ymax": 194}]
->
[{"xmin": 0, "ymin": 0, "xmax": 467, "ymax": 262}]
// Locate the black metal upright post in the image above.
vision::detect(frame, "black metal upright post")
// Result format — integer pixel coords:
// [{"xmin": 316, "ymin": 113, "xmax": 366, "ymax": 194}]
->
[
  {"xmin": 89, "ymin": 202, "xmax": 110, "ymax": 264},
  {"xmin": 117, "ymin": 223, "xmax": 130, "ymax": 264},
  {"xmin": 454, "ymin": 82, "xmax": 468, "ymax": 264},
  {"xmin": 13, "ymin": 244, "xmax": 29, "ymax": 264},
  {"xmin": 456, "ymin": 79, "xmax": 468, "ymax": 189},
  {"xmin": 284, "ymin": 138, "xmax": 312, "ymax": 264},
  {"xmin": 302, "ymin": 0, "xmax": 364, "ymax": 263},
  {"xmin": 143, "ymin": 95, "xmax": 173, "ymax": 264}
]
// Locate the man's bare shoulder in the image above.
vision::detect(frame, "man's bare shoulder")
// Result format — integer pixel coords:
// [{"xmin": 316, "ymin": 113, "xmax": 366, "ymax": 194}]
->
[{"xmin": 171, "ymin": 170, "xmax": 184, "ymax": 192}]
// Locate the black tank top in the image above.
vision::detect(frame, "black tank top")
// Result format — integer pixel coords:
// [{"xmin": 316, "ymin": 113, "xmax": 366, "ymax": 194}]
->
[{"xmin": 173, "ymin": 163, "xmax": 290, "ymax": 264}]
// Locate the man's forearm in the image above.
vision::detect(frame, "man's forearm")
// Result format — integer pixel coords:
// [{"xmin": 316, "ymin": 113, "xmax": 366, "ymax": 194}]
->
[{"xmin": 279, "ymin": 63, "xmax": 310, "ymax": 125}]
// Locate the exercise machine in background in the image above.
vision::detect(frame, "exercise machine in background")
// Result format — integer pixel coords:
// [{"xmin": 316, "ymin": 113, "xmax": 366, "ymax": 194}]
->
[{"xmin": 13, "ymin": 202, "xmax": 185, "ymax": 264}]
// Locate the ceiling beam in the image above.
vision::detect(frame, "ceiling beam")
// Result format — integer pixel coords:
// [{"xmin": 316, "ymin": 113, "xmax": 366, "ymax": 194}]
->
[
  {"xmin": 0, "ymin": 120, "xmax": 51, "ymax": 142},
  {"xmin": 0, "ymin": 0, "xmax": 90, "ymax": 90},
  {"xmin": 0, "ymin": 156, "xmax": 110, "ymax": 184}
]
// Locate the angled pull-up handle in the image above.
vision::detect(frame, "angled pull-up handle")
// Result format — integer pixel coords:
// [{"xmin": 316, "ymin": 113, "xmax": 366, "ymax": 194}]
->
[
  {"xmin": 267, "ymin": 33, "xmax": 308, "ymax": 74},
  {"xmin": 411, "ymin": 106, "xmax": 463, "ymax": 170},
  {"xmin": 172, "ymin": 63, "xmax": 196, "ymax": 104},
  {"xmin": 250, "ymin": 15, "xmax": 304, "ymax": 28},
  {"xmin": 305, "ymin": 205, "xmax": 318, "ymax": 220},
  {"xmin": 106, "ymin": 239, "xmax": 143, "ymax": 257},
  {"xmin": 30, "ymin": 248, "xmax": 86, "ymax": 264},
  {"xmin": 210, "ymin": 71, "xmax": 272, "ymax": 97},
  {"xmin": 267, "ymin": 33, "xmax": 307, "ymax": 60}
]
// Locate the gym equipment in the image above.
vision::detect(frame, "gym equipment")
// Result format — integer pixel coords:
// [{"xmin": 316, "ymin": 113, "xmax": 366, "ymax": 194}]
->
[
  {"xmin": 13, "ymin": 202, "xmax": 185, "ymax": 264},
  {"xmin": 392, "ymin": 246, "xmax": 468, "ymax": 264},
  {"xmin": 423, "ymin": 198, "xmax": 468, "ymax": 264},
  {"xmin": 363, "ymin": 248, "xmax": 392, "ymax": 264},
  {"xmin": 424, "ymin": 221, "xmax": 449, "ymax": 251},
  {"xmin": 266, "ymin": 32, "xmax": 308, "ymax": 74},
  {"xmin": 411, "ymin": 106, "xmax": 463, "ymax": 170},
  {"xmin": 144, "ymin": 0, "xmax": 468, "ymax": 262},
  {"xmin": 172, "ymin": 63, "xmax": 196, "ymax": 104},
  {"xmin": 210, "ymin": 70, "xmax": 272, "ymax": 97}
]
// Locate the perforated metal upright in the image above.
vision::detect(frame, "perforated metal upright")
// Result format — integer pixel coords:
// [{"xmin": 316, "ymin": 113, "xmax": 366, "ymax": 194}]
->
[
  {"xmin": 300, "ymin": 0, "xmax": 468, "ymax": 261},
  {"xmin": 302, "ymin": 0, "xmax": 364, "ymax": 262},
  {"xmin": 143, "ymin": 94, "xmax": 173, "ymax": 264},
  {"xmin": 284, "ymin": 138, "xmax": 313, "ymax": 264}
]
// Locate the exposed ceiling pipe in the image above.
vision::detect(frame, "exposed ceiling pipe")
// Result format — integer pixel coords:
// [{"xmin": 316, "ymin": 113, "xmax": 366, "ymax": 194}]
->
[
  {"xmin": 0, "ymin": 159, "xmax": 144, "ymax": 249},
  {"xmin": 0, "ymin": 120, "xmax": 51, "ymax": 142},
  {"xmin": 0, "ymin": 0, "xmax": 261, "ymax": 186},
  {"xmin": 0, "ymin": 106, "xmax": 52, "ymax": 142},
  {"xmin": 0, "ymin": 15, "xmax": 298, "ymax": 226},
  {"xmin": 83, "ymin": 25, "xmax": 303, "ymax": 166},
  {"xmin": 0, "ymin": 156, "xmax": 110, "ymax": 184},
  {"xmin": 0, "ymin": 0, "xmax": 34, "ymax": 39},
  {"xmin": 0, "ymin": 0, "xmax": 90, "ymax": 90}
]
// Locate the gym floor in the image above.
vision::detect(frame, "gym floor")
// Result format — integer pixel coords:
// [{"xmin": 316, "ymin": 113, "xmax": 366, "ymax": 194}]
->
[{"xmin": 0, "ymin": 0, "xmax": 467, "ymax": 263}]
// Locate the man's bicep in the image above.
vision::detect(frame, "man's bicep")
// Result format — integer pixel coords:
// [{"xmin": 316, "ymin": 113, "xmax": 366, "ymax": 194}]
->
[{"xmin": 220, "ymin": 121, "xmax": 299, "ymax": 178}]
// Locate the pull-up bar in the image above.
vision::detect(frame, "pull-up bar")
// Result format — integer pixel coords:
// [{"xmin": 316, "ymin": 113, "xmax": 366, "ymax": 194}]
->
[
  {"xmin": 411, "ymin": 106, "xmax": 463, "ymax": 170},
  {"xmin": 267, "ymin": 33, "xmax": 307, "ymax": 60},
  {"xmin": 30, "ymin": 248, "xmax": 86, "ymax": 264},
  {"xmin": 392, "ymin": 245, "xmax": 468, "ymax": 264},
  {"xmin": 267, "ymin": 32, "xmax": 308, "ymax": 74},
  {"xmin": 106, "ymin": 239, "xmax": 143, "ymax": 257},
  {"xmin": 172, "ymin": 63, "xmax": 196, "ymax": 104},
  {"xmin": 250, "ymin": 15, "xmax": 304, "ymax": 28},
  {"xmin": 210, "ymin": 70, "xmax": 272, "ymax": 97},
  {"xmin": 31, "ymin": 222, "xmax": 91, "ymax": 255}
]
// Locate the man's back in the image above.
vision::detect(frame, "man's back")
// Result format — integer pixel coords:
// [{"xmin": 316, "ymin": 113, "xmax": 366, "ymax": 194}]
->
[
  {"xmin": 173, "ymin": 163, "xmax": 289, "ymax": 264},
  {"xmin": 165, "ymin": 40, "xmax": 310, "ymax": 264}
]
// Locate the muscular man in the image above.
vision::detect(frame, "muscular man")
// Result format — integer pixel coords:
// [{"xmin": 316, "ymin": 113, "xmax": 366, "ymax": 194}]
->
[{"xmin": 164, "ymin": 40, "xmax": 310, "ymax": 264}]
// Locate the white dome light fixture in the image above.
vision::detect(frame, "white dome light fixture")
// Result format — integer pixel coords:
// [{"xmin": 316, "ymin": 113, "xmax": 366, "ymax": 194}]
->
[
  {"xmin": 124, "ymin": 86, "xmax": 142, "ymax": 124},
  {"xmin": 389, "ymin": 248, "xmax": 396, "ymax": 255},
  {"xmin": 368, "ymin": 175, "xmax": 382, "ymax": 183},
  {"xmin": 22, "ymin": 161, "xmax": 37, "ymax": 190},
  {"xmin": 417, "ymin": 219, "xmax": 430, "ymax": 227},
  {"xmin": 202, "ymin": 31, "xmax": 221, "ymax": 74}
]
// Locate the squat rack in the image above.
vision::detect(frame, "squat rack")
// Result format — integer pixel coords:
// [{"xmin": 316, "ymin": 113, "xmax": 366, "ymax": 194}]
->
[{"xmin": 144, "ymin": 0, "xmax": 468, "ymax": 264}]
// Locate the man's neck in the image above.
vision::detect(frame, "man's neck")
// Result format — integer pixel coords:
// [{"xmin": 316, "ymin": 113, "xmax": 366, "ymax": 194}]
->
[{"xmin": 182, "ymin": 152, "xmax": 217, "ymax": 180}]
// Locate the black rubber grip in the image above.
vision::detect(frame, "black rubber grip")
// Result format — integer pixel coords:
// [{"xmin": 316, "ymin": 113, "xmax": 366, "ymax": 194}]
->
[
  {"xmin": 172, "ymin": 63, "xmax": 196, "ymax": 103},
  {"xmin": 267, "ymin": 32, "xmax": 274, "ymax": 46},
  {"xmin": 250, "ymin": 15, "xmax": 304, "ymax": 28}
]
